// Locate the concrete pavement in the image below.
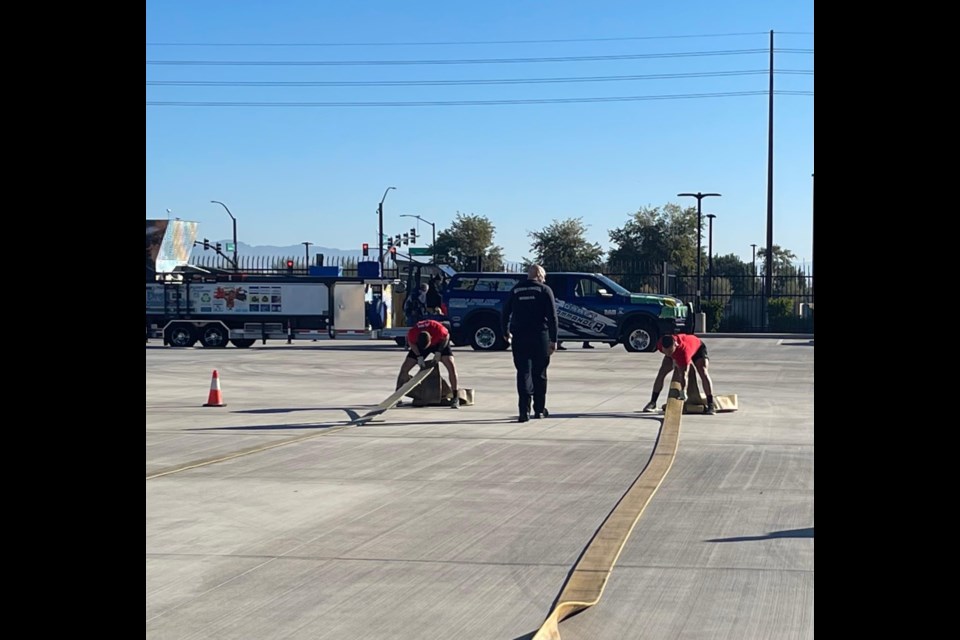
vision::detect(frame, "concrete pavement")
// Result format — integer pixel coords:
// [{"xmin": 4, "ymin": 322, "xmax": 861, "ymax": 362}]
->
[{"xmin": 146, "ymin": 335, "xmax": 813, "ymax": 639}]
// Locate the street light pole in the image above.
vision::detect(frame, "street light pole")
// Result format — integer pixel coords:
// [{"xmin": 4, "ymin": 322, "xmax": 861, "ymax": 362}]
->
[
  {"xmin": 750, "ymin": 243, "xmax": 758, "ymax": 295},
  {"xmin": 399, "ymin": 214, "xmax": 436, "ymax": 261},
  {"xmin": 210, "ymin": 200, "xmax": 238, "ymax": 270},
  {"xmin": 302, "ymin": 241, "xmax": 312, "ymax": 267},
  {"xmin": 706, "ymin": 214, "xmax": 716, "ymax": 300},
  {"xmin": 677, "ymin": 191, "xmax": 721, "ymax": 312},
  {"xmin": 378, "ymin": 187, "xmax": 396, "ymax": 265}
]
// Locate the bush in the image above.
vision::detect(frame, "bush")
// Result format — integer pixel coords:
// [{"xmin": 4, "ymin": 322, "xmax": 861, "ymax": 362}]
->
[
  {"xmin": 721, "ymin": 314, "xmax": 750, "ymax": 331},
  {"xmin": 701, "ymin": 299, "xmax": 724, "ymax": 332},
  {"xmin": 768, "ymin": 297, "xmax": 795, "ymax": 331}
]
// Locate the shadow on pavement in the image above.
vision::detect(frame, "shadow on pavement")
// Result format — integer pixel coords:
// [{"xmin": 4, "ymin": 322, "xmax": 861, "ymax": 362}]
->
[{"xmin": 706, "ymin": 527, "xmax": 814, "ymax": 542}]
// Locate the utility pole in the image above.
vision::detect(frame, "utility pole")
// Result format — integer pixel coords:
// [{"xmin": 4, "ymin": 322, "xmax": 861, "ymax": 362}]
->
[
  {"xmin": 751, "ymin": 243, "xmax": 758, "ymax": 295},
  {"xmin": 302, "ymin": 241, "xmax": 312, "ymax": 266},
  {"xmin": 764, "ymin": 30, "xmax": 775, "ymax": 299},
  {"xmin": 677, "ymin": 191, "xmax": 721, "ymax": 312}
]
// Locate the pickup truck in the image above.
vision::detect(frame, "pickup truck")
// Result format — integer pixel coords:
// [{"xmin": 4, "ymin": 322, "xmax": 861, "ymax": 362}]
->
[{"xmin": 442, "ymin": 271, "xmax": 692, "ymax": 352}]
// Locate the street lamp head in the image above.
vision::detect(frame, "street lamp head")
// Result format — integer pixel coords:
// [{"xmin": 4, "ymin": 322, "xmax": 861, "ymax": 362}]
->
[
  {"xmin": 380, "ymin": 186, "xmax": 397, "ymax": 205},
  {"xmin": 677, "ymin": 192, "xmax": 722, "ymax": 199}
]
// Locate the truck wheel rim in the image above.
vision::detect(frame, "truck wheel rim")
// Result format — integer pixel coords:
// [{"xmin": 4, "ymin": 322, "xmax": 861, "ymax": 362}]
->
[
  {"xmin": 630, "ymin": 330, "xmax": 650, "ymax": 350},
  {"xmin": 476, "ymin": 327, "xmax": 496, "ymax": 349}
]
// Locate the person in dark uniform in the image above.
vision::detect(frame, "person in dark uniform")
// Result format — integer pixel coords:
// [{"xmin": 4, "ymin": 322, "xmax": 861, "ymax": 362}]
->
[
  {"xmin": 502, "ymin": 264, "xmax": 559, "ymax": 422},
  {"xmin": 425, "ymin": 275, "xmax": 443, "ymax": 313}
]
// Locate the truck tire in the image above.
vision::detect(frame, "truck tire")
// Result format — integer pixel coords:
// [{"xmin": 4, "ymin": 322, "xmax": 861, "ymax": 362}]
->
[
  {"xmin": 623, "ymin": 319, "xmax": 658, "ymax": 353},
  {"xmin": 165, "ymin": 324, "xmax": 197, "ymax": 348},
  {"xmin": 230, "ymin": 339, "xmax": 255, "ymax": 348},
  {"xmin": 468, "ymin": 317, "xmax": 508, "ymax": 351},
  {"xmin": 199, "ymin": 323, "xmax": 229, "ymax": 348}
]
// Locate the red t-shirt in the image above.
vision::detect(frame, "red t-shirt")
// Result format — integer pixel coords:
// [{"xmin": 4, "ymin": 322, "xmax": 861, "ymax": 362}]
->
[
  {"xmin": 406, "ymin": 319, "xmax": 449, "ymax": 349},
  {"xmin": 658, "ymin": 333, "xmax": 702, "ymax": 369}
]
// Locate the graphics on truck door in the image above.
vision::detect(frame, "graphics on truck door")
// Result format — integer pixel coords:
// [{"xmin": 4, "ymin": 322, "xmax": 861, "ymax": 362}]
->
[
  {"xmin": 555, "ymin": 299, "xmax": 618, "ymax": 341},
  {"xmin": 549, "ymin": 275, "xmax": 620, "ymax": 341}
]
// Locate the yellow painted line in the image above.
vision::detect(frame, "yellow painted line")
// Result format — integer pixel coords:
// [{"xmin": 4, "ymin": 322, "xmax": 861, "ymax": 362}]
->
[
  {"xmin": 533, "ymin": 382, "xmax": 684, "ymax": 640},
  {"xmin": 146, "ymin": 422, "xmax": 357, "ymax": 480}
]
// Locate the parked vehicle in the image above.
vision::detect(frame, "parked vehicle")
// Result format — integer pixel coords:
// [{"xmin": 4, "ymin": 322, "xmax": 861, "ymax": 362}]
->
[
  {"xmin": 441, "ymin": 271, "xmax": 692, "ymax": 352},
  {"xmin": 146, "ymin": 271, "xmax": 389, "ymax": 347}
]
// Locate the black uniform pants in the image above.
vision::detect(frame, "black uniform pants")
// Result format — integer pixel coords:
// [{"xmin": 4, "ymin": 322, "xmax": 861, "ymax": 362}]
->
[{"xmin": 511, "ymin": 331, "xmax": 550, "ymax": 413}]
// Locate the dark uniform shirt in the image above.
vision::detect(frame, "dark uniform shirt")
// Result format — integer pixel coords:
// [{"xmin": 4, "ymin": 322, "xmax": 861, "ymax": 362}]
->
[{"xmin": 502, "ymin": 279, "xmax": 559, "ymax": 342}]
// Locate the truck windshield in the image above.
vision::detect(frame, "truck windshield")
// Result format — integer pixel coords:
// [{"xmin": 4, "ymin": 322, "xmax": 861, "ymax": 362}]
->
[{"xmin": 594, "ymin": 274, "xmax": 632, "ymax": 296}]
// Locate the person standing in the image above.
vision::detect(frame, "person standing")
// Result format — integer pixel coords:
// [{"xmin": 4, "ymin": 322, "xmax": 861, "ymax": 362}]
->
[
  {"xmin": 642, "ymin": 334, "xmax": 716, "ymax": 414},
  {"xmin": 425, "ymin": 275, "xmax": 443, "ymax": 313},
  {"xmin": 404, "ymin": 283, "xmax": 429, "ymax": 325},
  {"xmin": 397, "ymin": 318, "xmax": 461, "ymax": 408},
  {"xmin": 502, "ymin": 264, "xmax": 559, "ymax": 422}
]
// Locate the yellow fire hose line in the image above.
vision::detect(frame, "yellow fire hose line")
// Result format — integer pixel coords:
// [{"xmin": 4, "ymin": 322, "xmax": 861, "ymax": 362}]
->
[{"xmin": 532, "ymin": 382, "xmax": 684, "ymax": 640}]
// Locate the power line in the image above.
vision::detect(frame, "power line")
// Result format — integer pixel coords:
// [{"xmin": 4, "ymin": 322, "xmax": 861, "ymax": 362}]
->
[
  {"xmin": 146, "ymin": 90, "xmax": 812, "ymax": 108},
  {"xmin": 146, "ymin": 32, "xmax": 813, "ymax": 47},
  {"xmin": 146, "ymin": 48, "xmax": 812, "ymax": 66},
  {"xmin": 146, "ymin": 69, "xmax": 812, "ymax": 87}
]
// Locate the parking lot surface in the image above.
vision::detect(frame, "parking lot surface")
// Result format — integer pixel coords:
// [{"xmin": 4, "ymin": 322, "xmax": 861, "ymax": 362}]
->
[{"xmin": 146, "ymin": 335, "xmax": 814, "ymax": 640}]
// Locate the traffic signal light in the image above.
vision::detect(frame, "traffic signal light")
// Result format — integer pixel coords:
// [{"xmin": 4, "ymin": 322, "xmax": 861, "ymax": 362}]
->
[
  {"xmin": 362, "ymin": 242, "xmax": 369, "ymax": 257},
  {"xmin": 387, "ymin": 237, "xmax": 394, "ymax": 249},
  {"xmin": 215, "ymin": 242, "xmax": 222, "ymax": 252},
  {"xmin": 409, "ymin": 228, "xmax": 417, "ymax": 243},
  {"xmin": 203, "ymin": 238, "xmax": 210, "ymax": 250},
  {"xmin": 394, "ymin": 234, "xmax": 401, "ymax": 248},
  {"xmin": 402, "ymin": 233, "xmax": 409, "ymax": 246},
  {"xmin": 286, "ymin": 259, "xmax": 294, "ymax": 274}
]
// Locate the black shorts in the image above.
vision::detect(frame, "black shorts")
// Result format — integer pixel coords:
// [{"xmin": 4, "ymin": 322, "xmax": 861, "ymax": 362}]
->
[
  {"xmin": 407, "ymin": 343, "xmax": 453, "ymax": 360},
  {"xmin": 692, "ymin": 343, "xmax": 709, "ymax": 362}
]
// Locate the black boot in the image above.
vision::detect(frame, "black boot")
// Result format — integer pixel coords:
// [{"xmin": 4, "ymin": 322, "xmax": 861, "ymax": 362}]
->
[
  {"xmin": 533, "ymin": 395, "xmax": 548, "ymax": 419},
  {"xmin": 518, "ymin": 395, "xmax": 531, "ymax": 422}
]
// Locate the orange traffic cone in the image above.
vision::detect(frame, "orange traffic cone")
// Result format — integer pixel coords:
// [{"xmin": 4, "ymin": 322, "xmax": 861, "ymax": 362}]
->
[{"xmin": 203, "ymin": 369, "xmax": 227, "ymax": 407}]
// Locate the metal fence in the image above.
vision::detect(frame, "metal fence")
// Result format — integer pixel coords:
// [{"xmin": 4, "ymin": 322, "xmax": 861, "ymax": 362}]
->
[{"xmin": 190, "ymin": 255, "xmax": 813, "ymax": 333}]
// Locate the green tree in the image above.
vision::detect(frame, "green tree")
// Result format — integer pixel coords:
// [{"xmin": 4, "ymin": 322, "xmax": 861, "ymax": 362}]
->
[
  {"xmin": 710, "ymin": 253, "xmax": 752, "ymax": 296},
  {"xmin": 756, "ymin": 245, "xmax": 798, "ymax": 276},
  {"xmin": 432, "ymin": 212, "xmax": 505, "ymax": 271},
  {"xmin": 607, "ymin": 203, "xmax": 697, "ymax": 271},
  {"xmin": 757, "ymin": 245, "xmax": 801, "ymax": 294},
  {"xmin": 527, "ymin": 217, "xmax": 604, "ymax": 270}
]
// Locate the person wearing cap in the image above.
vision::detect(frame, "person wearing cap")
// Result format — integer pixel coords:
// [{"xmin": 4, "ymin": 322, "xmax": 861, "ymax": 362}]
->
[
  {"xmin": 502, "ymin": 264, "xmax": 559, "ymax": 422},
  {"xmin": 397, "ymin": 318, "xmax": 461, "ymax": 408},
  {"xmin": 642, "ymin": 334, "xmax": 716, "ymax": 414}
]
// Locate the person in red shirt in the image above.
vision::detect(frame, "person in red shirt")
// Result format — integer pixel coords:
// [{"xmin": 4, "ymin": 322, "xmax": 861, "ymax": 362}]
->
[
  {"xmin": 398, "ymin": 319, "xmax": 461, "ymax": 408},
  {"xmin": 642, "ymin": 334, "xmax": 716, "ymax": 414}
]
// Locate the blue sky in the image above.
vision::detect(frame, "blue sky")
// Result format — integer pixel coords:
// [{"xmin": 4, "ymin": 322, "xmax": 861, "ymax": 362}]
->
[{"xmin": 146, "ymin": 1, "xmax": 814, "ymax": 269}]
